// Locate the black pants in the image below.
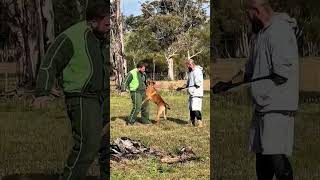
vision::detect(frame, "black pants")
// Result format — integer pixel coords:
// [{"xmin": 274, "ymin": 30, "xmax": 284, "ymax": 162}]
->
[
  {"xmin": 190, "ymin": 110, "xmax": 202, "ymax": 124},
  {"xmin": 256, "ymin": 153, "xmax": 293, "ymax": 180}
]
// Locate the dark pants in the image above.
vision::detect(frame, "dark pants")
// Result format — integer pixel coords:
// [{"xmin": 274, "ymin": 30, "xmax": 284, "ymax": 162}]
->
[
  {"xmin": 128, "ymin": 91, "xmax": 149, "ymax": 124},
  {"xmin": 256, "ymin": 153, "xmax": 293, "ymax": 180},
  {"xmin": 61, "ymin": 96, "xmax": 109, "ymax": 180},
  {"xmin": 190, "ymin": 111, "xmax": 202, "ymax": 125}
]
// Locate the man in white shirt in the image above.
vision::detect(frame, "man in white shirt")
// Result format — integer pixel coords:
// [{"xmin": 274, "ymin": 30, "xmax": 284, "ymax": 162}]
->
[{"xmin": 178, "ymin": 59, "xmax": 204, "ymax": 127}]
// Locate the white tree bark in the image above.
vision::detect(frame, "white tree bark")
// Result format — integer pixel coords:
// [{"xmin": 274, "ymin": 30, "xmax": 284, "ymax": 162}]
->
[
  {"xmin": 42, "ymin": 0, "xmax": 55, "ymax": 46},
  {"xmin": 164, "ymin": 48, "xmax": 177, "ymax": 81},
  {"xmin": 167, "ymin": 57, "xmax": 174, "ymax": 81},
  {"xmin": 112, "ymin": 0, "xmax": 127, "ymax": 89}
]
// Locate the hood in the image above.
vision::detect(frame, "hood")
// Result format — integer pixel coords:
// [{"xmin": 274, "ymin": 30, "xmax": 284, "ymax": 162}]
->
[
  {"xmin": 272, "ymin": 13, "xmax": 302, "ymax": 40},
  {"xmin": 273, "ymin": 12, "xmax": 298, "ymax": 30},
  {"xmin": 194, "ymin": 65, "xmax": 203, "ymax": 71}
]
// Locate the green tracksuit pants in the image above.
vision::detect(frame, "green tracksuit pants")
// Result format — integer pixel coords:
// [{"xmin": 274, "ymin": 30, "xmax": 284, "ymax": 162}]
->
[
  {"xmin": 128, "ymin": 91, "xmax": 149, "ymax": 124},
  {"xmin": 61, "ymin": 95, "xmax": 109, "ymax": 180}
]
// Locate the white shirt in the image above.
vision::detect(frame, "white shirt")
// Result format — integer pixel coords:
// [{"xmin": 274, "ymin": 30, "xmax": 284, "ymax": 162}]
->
[{"xmin": 187, "ymin": 66, "xmax": 204, "ymax": 97}]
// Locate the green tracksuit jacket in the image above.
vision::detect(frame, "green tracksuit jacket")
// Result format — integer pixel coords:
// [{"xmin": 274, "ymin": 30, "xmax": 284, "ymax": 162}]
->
[
  {"xmin": 36, "ymin": 21, "xmax": 109, "ymax": 97},
  {"xmin": 35, "ymin": 21, "xmax": 110, "ymax": 180}
]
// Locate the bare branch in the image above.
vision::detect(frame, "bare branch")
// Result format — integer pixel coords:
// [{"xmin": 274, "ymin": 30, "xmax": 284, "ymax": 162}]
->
[
  {"xmin": 188, "ymin": 49, "xmax": 204, "ymax": 60},
  {"xmin": 165, "ymin": 48, "xmax": 178, "ymax": 60}
]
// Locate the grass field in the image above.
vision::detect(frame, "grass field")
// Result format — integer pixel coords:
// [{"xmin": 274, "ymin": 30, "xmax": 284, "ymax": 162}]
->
[
  {"xmin": 110, "ymin": 91, "xmax": 210, "ymax": 179},
  {"xmin": 0, "ymin": 90, "xmax": 210, "ymax": 179},
  {"xmin": 1, "ymin": 78, "xmax": 319, "ymax": 180},
  {"xmin": 0, "ymin": 97, "xmax": 104, "ymax": 177},
  {"xmin": 212, "ymin": 89, "xmax": 320, "ymax": 180}
]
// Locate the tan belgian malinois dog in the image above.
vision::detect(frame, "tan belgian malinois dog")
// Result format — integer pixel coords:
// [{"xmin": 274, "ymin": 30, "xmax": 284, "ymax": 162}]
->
[{"xmin": 142, "ymin": 80, "xmax": 170, "ymax": 124}]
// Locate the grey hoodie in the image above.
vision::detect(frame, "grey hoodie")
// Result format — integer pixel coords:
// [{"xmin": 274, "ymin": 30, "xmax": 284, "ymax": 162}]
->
[
  {"xmin": 247, "ymin": 12, "xmax": 299, "ymax": 112},
  {"xmin": 187, "ymin": 65, "xmax": 204, "ymax": 97},
  {"xmin": 274, "ymin": 12, "xmax": 302, "ymax": 40}
]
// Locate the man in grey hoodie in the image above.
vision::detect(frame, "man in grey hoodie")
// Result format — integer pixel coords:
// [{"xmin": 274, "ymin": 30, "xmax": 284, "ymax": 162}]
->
[
  {"xmin": 244, "ymin": 0, "xmax": 299, "ymax": 179},
  {"xmin": 178, "ymin": 59, "xmax": 204, "ymax": 127},
  {"xmin": 216, "ymin": 0, "xmax": 300, "ymax": 179}
]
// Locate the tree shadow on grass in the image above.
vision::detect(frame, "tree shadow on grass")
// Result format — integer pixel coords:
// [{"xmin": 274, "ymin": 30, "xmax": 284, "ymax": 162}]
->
[
  {"xmin": 166, "ymin": 117, "xmax": 189, "ymax": 125},
  {"xmin": 111, "ymin": 116, "xmax": 188, "ymax": 125},
  {"xmin": 111, "ymin": 116, "xmax": 156, "ymax": 124},
  {"xmin": 2, "ymin": 174, "xmax": 98, "ymax": 180}
]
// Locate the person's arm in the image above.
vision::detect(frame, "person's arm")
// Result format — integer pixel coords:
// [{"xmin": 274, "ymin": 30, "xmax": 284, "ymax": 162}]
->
[
  {"xmin": 268, "ymin": 24, "xmax": 298, "ymax": 85},
  {"xmin": 212, "ymin": 62, "xmax": 250, "ymax": 94},
  {"xmin": 35, "ymin": 34, "xmax": 74, "ymax": 97},
  {"xmin": 194, "ymin": 69, "xmax": 203, "ymax": 88},
  {"xmin": 121, "ymin": 73, "xmax": 133, "ymax": 91},
  {"xmin": 176, "ymin": 76, "xmax": 189, "ymax": 91}
]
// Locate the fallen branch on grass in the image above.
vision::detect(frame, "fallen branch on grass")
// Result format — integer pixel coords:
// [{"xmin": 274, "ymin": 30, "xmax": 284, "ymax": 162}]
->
[
  {"xmin": 160, "ymin": 146, "xmax": 197, "ymax": 164},
  {"xmin": 110, "ymin": 137, "xmax": 198, "ymax": 164}
]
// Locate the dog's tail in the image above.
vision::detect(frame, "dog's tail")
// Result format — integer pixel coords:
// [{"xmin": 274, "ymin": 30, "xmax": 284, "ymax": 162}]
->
[{"xmin": 165, "ymin": 103, "xmax": 171, "ymax": 110}]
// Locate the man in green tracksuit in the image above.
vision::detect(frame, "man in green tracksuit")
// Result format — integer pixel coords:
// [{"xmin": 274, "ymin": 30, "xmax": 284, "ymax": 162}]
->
[
  {"xmin": 33, "ymin": 3, "xmax": 110, "ymax": 180},
  {"xmin": 121, "ymin": 62, "xmax": 151, "ymax": 125}
]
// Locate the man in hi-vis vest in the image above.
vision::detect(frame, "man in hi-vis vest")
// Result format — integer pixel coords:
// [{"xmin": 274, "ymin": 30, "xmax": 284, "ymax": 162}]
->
[
  {"xmin": 33, "ymin": 2, "xmax": 110, "ymax": 180},
  {"xmin": 121, "ymin": 62, "xmax": 151, "ymax": 125}
]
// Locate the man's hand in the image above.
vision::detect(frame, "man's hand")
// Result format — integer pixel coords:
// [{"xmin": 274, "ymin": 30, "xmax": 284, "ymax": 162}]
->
[
  {"xmin": 212, "ymin": 81, "xmax": 233, "ymax": 94},
  {"xmin": 32, "ymin": 96, "xmax": 52, "ymax": 109}
]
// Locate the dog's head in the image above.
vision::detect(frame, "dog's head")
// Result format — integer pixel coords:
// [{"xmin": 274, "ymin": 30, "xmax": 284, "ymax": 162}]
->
[{"xmin": 146, "ymin": 80, "xmax": 156, "ymax": 86}]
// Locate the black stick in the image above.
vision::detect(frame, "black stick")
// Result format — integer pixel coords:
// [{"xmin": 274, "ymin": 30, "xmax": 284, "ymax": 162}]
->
[
  {"xmin": 229, "ymin": 75, "xmax": 273, "ymax": 88},
  {"xmin": 212, "ymin": 75, "xmax": 273, "ymax": 94}
]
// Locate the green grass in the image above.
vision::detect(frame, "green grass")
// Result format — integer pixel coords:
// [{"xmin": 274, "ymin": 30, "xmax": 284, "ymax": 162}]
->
[
  {"xmin": 0, "ymin": 97, "xmax": 98, "ymax": 177},
  {"xmin": 212, "ymin": 89, "xmax": 320, "ymax": 180},
  {"xmin": 0, "ymin": 91, "xmax": 210, "ymax": 179},
  {"xmin": 110, "ymin": 91, "xmax": 210, "ymax": 180},
  {"xmin": 2, "ymin": 87, "xmax": 318, "ymax": 179}
]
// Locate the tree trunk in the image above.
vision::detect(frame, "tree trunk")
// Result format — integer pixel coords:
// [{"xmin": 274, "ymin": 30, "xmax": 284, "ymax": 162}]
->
[
  {"xmin": 36, "ymin": 0, "xmax": 45, "ymax": 76},
  {"xmin": 112, "ymin": 0, "xmax": 127, "ymax": 89},
  {"xmin": 4, "ymin": 0, "xmax": 54, "ymax": 89},
  {"xmin": 42, "ymin": 0, "xmax": 55, "ymax": 47},
  {"xmin": 75, "ymin": 0, "xmax": 87, "ymax": 20},
  {"xmin": 167, "ymin": 57, "xmax": 174, "ymax": 81}
]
